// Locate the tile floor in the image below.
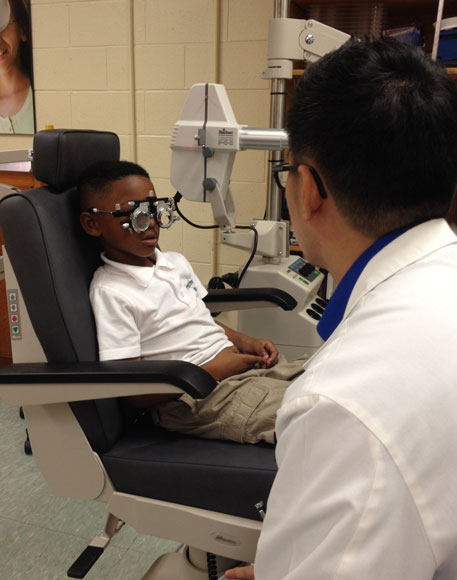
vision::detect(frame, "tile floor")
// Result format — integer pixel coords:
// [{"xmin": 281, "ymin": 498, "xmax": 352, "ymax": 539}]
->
[{"xmin": 0, "ymin": 398, "xmax": 180, "ymax": 579}]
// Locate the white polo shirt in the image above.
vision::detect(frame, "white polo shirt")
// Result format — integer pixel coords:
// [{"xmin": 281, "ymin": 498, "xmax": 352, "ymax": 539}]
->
[{"xmin": 89, "ymin": 250, "xmax": 232, "ymax": 364}]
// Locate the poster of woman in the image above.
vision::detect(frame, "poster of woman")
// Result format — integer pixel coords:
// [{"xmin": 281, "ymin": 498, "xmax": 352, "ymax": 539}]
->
[{"xmin": 0, "ymin": 0, "xmax": 34, "ymax": 134}]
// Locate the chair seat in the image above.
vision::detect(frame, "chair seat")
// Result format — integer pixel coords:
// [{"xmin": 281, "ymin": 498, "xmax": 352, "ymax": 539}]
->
[{"xmin": 101, "ymin": 424, "xmax": 277, "ymax": 521}]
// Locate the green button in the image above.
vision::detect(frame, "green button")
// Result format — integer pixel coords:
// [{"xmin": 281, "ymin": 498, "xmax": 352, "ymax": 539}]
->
[{"xmin": 12, "ymin": 326, "xmax": 19, "ymax": 334}]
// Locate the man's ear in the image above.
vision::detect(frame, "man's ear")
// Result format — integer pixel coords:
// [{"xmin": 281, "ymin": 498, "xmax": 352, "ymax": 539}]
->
[
  {"xmin": 297, "ymin": 164, "xmax": 325, "ymax": 221},
  {"xmin": 80, "ymin": 212, "xmax": 101, "ymax": 237}
]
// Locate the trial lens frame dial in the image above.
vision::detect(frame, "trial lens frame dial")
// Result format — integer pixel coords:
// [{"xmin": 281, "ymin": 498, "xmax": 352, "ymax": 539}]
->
[{"xmin": 89, "ymin": 195, "xmax": 178, "ymax": 232}]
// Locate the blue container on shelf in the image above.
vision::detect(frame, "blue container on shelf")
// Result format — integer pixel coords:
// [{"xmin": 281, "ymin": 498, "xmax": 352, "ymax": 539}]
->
[{"xmin": 437, "ymin": 17, "xmax": 457, "ymax": 62}]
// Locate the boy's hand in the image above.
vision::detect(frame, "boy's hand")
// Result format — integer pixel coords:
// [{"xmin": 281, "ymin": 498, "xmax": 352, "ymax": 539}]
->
[
  {"xmin": 214, "ymin": 321, "xmax": 279, "ymax": 369},
  {"xmin": 225, "ymin": 564, "xmax": 255, "ymax": 579},
  {"xmin": 235, "ymin": 335, "xmax": 279, "ymax": 368},
  {"xmin": 201, "ymin": 347, "xmax": 268, "ymax": 382}
]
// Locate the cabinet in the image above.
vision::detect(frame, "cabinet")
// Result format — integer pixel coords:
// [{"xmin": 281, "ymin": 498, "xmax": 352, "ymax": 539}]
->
[
  {"xmin": 291, "ymin": 0, "xmax": 457, "ymax": 50},
  {"xmin": 282, "ymin": 0, "xmax": 457, "ymax": 241},
  {"xmin": 289, "ymin": 1, "xmax": 457, "ymax": 78}
]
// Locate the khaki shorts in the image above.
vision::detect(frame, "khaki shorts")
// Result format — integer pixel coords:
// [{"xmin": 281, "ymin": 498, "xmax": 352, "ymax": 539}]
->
[{"xmin": 151, "ymin": 354, "xmax": 307, "ymax": 444}]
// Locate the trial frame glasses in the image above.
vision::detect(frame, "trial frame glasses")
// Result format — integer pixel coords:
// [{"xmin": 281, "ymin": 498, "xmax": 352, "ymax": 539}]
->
[
  {"xmin": 272, "ymin": 162, "xmax": 328, "ymax": 199},
  {"xmin": 85, "ymin": 192, "xmax": 177, "ymax": 231}
]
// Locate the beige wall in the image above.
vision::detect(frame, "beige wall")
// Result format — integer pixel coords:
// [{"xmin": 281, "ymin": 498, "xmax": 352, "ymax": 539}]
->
[{"xmin": 1, "ymin": 0, "xmax": 275, "ymax": 286}]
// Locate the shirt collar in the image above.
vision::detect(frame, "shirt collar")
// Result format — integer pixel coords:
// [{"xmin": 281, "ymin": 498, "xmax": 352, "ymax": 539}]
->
[
  {"xmin": 100, "ymin": 249, "xmax": 175, "ymax": 287},
  {"xmin": 317, "ymin": 228, "xmax": 407, "ymax": 341}
]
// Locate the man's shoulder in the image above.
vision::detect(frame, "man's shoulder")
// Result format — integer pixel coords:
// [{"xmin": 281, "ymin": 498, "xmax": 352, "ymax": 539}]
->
[{"xmin": 280, "ymin": 275, "xmax": 457, "ymax": 445}]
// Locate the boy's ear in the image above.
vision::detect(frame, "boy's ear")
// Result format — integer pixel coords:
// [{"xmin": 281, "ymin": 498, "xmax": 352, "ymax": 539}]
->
[{"xmin": 80, "ymin": 212, "xmax": 101, "ymax": 237}]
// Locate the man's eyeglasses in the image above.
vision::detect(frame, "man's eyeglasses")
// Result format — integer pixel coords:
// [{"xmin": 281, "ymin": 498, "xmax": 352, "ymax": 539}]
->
[{"xmin": 272, "ymin": 163, "xmax": 328, "ymax": 199}]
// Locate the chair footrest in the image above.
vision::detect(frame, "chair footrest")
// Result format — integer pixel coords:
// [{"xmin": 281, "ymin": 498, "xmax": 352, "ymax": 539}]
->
[{"xmin": 67, "ymin": 546, "xmax": 104, "ymax": 579}]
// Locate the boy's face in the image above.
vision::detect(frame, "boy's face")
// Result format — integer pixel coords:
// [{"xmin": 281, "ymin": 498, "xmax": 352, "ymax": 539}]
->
[{"xmin": 80, "ymin": 175, "xmax": 160, "ymax": 267}]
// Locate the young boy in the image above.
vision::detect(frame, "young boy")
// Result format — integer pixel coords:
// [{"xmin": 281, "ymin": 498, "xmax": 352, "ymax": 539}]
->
[{"xmin": 79, "ymin": 160, "xmax": 306, "ymax": 444}]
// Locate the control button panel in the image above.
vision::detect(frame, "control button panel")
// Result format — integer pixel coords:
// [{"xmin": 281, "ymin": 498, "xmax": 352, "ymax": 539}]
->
[
  {"xmin": 286, "ymin": 257, "xmax": 321, "ymax": 284},
  {"xmin": 7, "ymin": 289, "xmax": 21, "ymax": 340},
  {"xmin": 306, "ymin": 297, "xmax": 329, "ymax": 322},
  {"xmin": 306, "ymin": 308, "xmax": 321, "ymax": 321}
]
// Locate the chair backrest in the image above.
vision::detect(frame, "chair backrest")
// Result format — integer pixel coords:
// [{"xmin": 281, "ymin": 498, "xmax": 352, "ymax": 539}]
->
[{"xmin": 0, "ymin": 129, "xmax": 124, "ymax": 451}]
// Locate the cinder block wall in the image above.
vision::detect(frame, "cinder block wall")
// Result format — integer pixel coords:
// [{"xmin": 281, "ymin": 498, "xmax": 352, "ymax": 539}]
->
[{"xmin": 0, "ymin": 0, "xmax": 274, "ymax": 287}]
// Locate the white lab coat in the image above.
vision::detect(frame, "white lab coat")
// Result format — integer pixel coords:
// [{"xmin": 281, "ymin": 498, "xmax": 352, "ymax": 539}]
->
[{"xmin": 255, "ymin": 218, "xmax": 457, "ymax": 580}]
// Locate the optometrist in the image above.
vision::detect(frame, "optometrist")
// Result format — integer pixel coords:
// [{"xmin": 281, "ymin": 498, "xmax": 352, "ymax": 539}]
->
[{"xmin": 225, "ymin": 36, "xmax": 457, "ymax": 580}]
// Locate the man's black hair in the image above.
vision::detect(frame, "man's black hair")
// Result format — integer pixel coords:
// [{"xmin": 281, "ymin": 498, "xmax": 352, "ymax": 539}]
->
[
  {"xmin": 79, "ymin": 160, "xmax": 150, "ymax": 210},
  {"xmin": 287, "ymin": 36, "xmax": 457, "ymax": 237}
]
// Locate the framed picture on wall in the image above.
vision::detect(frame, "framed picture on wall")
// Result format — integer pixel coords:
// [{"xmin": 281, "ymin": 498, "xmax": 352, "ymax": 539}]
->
[{"xmin": 0, "ymin": 0, "xmax": 35, "ymax": 135}]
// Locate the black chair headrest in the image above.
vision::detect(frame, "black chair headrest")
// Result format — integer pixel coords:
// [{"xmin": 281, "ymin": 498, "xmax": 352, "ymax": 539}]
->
[{"xmin": 32, "ymin": 129, "xmax": 120, "ymax": 192}]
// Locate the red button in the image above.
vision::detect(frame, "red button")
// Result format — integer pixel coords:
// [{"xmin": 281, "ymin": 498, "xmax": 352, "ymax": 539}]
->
[{"xmin": 11, "ymin": 315, "xmax": 18, "ymax": 323}]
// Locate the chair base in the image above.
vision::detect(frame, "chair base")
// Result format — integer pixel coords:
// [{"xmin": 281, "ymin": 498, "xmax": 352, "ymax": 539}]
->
[{"xmin": 143, "ymin": 547, "xmax": 240, "ymax": 580}]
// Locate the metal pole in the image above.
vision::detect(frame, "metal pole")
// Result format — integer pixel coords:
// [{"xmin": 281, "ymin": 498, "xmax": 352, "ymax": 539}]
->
[
  {"xmin": 266, "ymin": 0, "xmax": 290, "ymax": 222},
  {"xmin": 432, "ymin": 0, "xmax": 446, "ymax": 61},
  {"xmin": 274, "ymin": 0, "xmax": 289, "ymax": 19}
]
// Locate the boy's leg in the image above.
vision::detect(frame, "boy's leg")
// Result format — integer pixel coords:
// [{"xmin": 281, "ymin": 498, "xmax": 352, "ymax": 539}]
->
[{"xmin": 151, "ymin": 354, "xmax": 307, "ymax": 444}]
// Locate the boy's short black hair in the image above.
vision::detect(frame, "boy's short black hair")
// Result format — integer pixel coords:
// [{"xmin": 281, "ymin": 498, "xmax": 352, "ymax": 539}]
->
[
  {"xmin": 287, "ymin": 36, "xmax": 457, "ymax": 237},
  {"xmin": 79, "ymin": 160, "xmax": 150, "ymax": 210}
]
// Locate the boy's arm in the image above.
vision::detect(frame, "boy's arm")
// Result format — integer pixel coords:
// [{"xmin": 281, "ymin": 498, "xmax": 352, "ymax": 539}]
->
[
  {"xmin": 126, "ymin": 350, "xmax": 267, "ymax": 403},
  {"xmin": 200, "ymin": 346, "xmax": 268, "ymax": 382},
  {"xmin": 186, "ymin": 257, "xmax": 277, "ymax": 369},
  {"xmin": 120, "ymin": 356, "xmax": 180, "ymax": 408},
  {"xmin": 216, "ymin": 321, "xmax": 279, "ymax": 368}
]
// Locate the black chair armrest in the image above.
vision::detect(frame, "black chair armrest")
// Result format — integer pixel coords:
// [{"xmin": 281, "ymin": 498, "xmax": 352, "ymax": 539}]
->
[
  {"xmin": 0, "ymin": 360, "xmax": 216, "ymax": 400},
  {"xmin": 204, "ymin": 287, "xmax": 297, "ymax": 311}
]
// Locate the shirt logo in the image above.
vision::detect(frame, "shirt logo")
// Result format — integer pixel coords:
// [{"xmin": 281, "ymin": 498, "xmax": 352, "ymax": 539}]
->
[{"xmin": 186, "ymin": 279, "xmax": 197, "ymax": 292}]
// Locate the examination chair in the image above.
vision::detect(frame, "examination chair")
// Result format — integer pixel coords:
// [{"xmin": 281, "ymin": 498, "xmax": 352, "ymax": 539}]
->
[{"xmin": 0, "ymin": 129, "xmax": 296, "ymax": 579}]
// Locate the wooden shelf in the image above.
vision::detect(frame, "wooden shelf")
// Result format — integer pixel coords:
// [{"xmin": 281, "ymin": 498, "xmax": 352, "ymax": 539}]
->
[
  {"xmin": 0, "ymin": 170, "xmax": 43, "ymax": 191},
  {"xmin": 294, "ymin": 67, "xmax": 457, "ymax": 79},
  {"xmin": 0, "ymin": 356, "xmax": 12, "ymax": 369},
  {"xmin": 294, "ymin": 0, "xmax": 457, "ymax": 7}
]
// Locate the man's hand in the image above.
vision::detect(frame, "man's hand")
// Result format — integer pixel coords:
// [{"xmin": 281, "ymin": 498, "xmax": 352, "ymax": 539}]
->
[
  {"xmin": 201, "ymin": 347, "xmax": 267, "ymax": 382},
  {"xmin": 225, "ymin": 564, "xmax": 255, "ymax": 579}
]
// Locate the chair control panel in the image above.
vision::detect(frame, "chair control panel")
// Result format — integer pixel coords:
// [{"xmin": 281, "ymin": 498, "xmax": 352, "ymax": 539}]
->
[{"xmin": 7, "ymin": 289, "xmax": 21, "ymax": 340}]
